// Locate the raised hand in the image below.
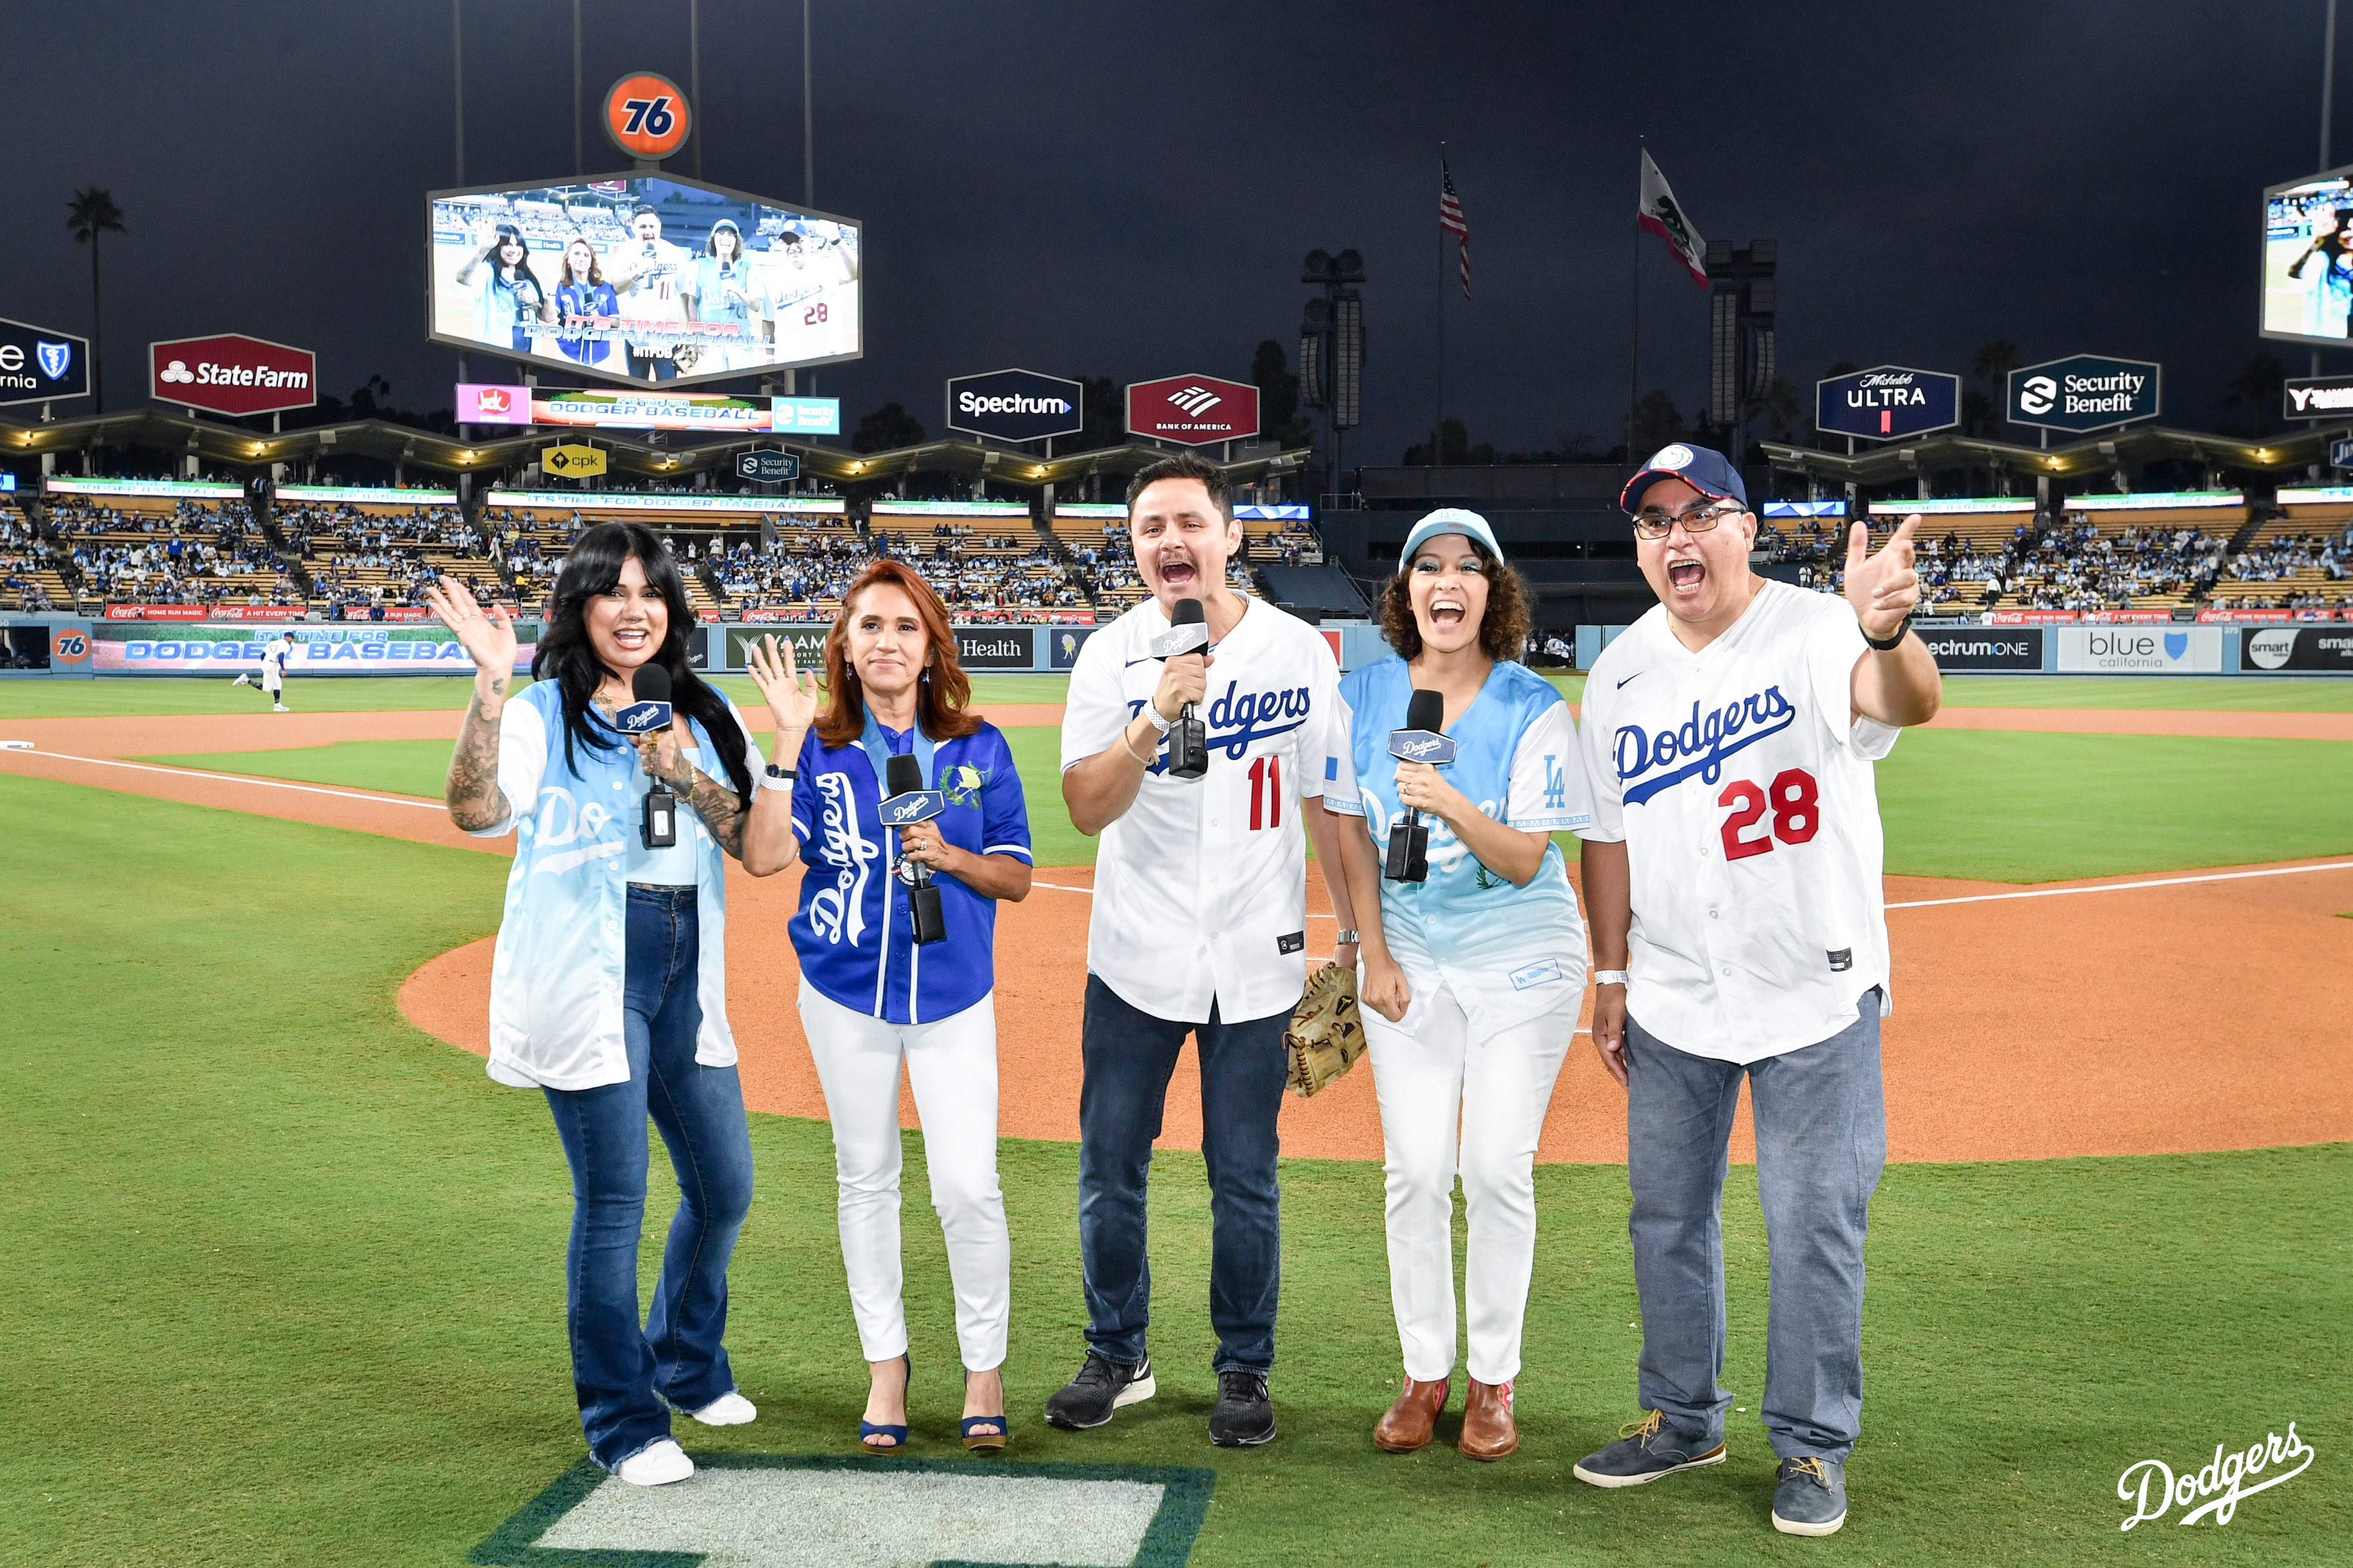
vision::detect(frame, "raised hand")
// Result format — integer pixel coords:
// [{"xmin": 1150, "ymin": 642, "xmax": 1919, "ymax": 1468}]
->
[
  {"xmin": 1843, "ymin": 515, "xmax": 1922, "ymax": 643},
  {"xmin": 424, "ymin": 576, "xmax": 517, "ymax": 678},
  {"xmin": 747, "ymin": 634, "xmax": 821, "ymax": 744}
]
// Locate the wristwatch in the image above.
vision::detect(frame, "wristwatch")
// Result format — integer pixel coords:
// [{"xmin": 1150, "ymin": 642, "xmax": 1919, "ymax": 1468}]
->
[
  {"xmin": 1862, "ymin": 615, "xmax": 1910, "ymax": 652},
  {"xmin": 1334, "ymin": 928, "xmax": 1360, "ymax": 946},
  {"xmin": 1594, "ymin": 969, "xmax": 1630, "ymax": 987},
  {"xmin": 1139, "ymin": 704, "xmax": 1175, "ymax": 734},
  {"xmin": 759, "ymin": 762, "xmax": 797, "ymax": 791}
]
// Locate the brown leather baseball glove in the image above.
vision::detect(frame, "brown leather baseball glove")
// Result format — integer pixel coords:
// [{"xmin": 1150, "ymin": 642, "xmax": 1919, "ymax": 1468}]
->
[{"xmin": 1284, "ymin": 960, "xmax": 1366, "ymax": 1098}]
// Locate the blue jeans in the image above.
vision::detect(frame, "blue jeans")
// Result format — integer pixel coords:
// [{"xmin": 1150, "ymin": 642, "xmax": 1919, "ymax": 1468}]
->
[
  {"xmin": 1077, "ymin": 975, "xmax": 1288, "ymax": 1374},
  {"xmin": 1623, "ymin": 990, "xmax": 1887, "ymax": 1463},
  {"xmin": 542, "ymin": 886, "xmax": 754, "ymax": 1469}
]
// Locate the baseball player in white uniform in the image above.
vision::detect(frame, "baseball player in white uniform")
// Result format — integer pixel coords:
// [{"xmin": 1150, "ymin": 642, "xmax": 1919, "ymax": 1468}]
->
[
  {"xmin": 234, "ymin": 631, "xmax": 296, "ymax": 710},
  {"xmin": 1569, "ymin": 444, "xmax": 1939, "ymax": 1538},
  {"xmin": 608, "ymin": 207, "xmax": 695, "ymax": 381},
  {"xmin": 1048, "ymin": 451, "xmax": 1363, "ymax": 1449}
]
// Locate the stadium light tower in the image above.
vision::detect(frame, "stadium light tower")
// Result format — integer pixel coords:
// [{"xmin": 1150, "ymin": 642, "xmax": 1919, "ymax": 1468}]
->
[
  {"xmin": 1300, "ymin": 248, "xmax": 1366, "ymax": 499},
  {"xmin": 1704, "ymin": 238, "xmax": 1775, "ymax": 473}
]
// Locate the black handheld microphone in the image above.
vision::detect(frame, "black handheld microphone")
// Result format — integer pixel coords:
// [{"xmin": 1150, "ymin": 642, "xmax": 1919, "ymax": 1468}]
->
[
  {"xmin": 1383, "ymin": 689, "xmax": 1452, "ymax": 882},
  {"xmin": 1155, "ymin": 596, "xmax": 1210, "ymax": 781},
  {"xmin": 630, "ymin": 663, "xmax": 678, "ymax": 850},
  {"xmin": 884, "ymin": 752, "xmax": 950, "ymax": 946}
]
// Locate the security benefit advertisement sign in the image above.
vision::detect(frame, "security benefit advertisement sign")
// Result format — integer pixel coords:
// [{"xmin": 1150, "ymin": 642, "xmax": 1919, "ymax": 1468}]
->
[
  {"xmin": 92, "ymin": 623, "xmax": 537, "ymax": 676},
  {"xmin": 2240, "ymin": 625, "xmax": 2353, "ymax": 672},
  {"xmin": 1918, "ymin": 626, "xmax": 2043, "ymax": 671},
  {"xmin": 2055, "ymin": 626, "xmax": 2223, "ymax": 674},
  {"xmin": 2006, "ymin": 355, "xmax": 2161, "ymax": 434}
]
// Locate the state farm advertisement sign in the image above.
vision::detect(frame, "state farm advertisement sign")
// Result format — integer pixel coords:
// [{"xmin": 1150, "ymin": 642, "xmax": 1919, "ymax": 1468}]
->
[
  {"xmin": 1127, "ymin": 373, "xmax": 1259, "ymax": 447},
  {"xmin": 149, "ymin": 333, "xmax": 317, "ymax": 416}
]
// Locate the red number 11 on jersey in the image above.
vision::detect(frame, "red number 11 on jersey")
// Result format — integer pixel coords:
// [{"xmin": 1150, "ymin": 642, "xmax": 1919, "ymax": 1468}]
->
[{"xmin": 1247, "ymin": 755, "xmax": 1283, "ymax": 831}]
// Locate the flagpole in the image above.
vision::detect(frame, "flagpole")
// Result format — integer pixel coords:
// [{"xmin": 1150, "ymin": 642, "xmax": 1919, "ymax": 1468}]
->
[
  {"xmin": 1434, "ymin": 144, "xmax": 1446, "ymax": 469},
  {"xmin": 1627, "ymin": 138, "xmax": 1643, "ymax": 463}
]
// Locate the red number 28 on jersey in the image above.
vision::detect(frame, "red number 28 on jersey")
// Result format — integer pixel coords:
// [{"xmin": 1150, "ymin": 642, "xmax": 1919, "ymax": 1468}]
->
[{"xmin": 1718, "ymin": 767, "xmax": 1820, "ymax": 860}]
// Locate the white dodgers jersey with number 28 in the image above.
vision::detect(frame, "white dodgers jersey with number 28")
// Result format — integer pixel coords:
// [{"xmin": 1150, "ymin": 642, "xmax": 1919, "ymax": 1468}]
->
[{"xmin": 1579, "ymin": 580, "xmax": 1900, "ymax": 1064}]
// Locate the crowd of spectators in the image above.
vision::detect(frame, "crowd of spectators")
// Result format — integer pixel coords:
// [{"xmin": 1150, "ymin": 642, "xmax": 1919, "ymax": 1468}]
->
[
  {"xmin": 47, "ymin": 499, "xmax": 303, "ymax": 608},
  {"xmin": 1996, "ymin": 519, "xmax": 2224, "ymax": 611},
  {"xmin": 2, "ymin": 508, "xmax": 61, "ymax": 610}
]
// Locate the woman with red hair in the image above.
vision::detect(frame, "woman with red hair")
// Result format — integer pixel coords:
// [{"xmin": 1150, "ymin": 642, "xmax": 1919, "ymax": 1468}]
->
[{"xmin": 742, "ymin": 561, "xmax": 1033, "ymax": 1454}]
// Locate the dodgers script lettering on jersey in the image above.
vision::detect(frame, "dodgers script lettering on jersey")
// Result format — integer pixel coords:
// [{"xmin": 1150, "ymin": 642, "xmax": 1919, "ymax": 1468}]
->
[
  {"xmin": 1062, "ymin": 596, "xmax": 1356, "ymax": 1024},
  {"xmin": 1580, "ymin": 581, "xmax": 1900, "ymax": 1065}
]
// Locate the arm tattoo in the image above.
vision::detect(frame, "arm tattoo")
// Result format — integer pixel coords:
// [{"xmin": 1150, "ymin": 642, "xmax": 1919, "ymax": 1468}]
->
[
  {"xmin": 675, "ymin": 764, "xmax": 747, "ymax": 859},
  {"xmin": 446, "ymin": 683, "xmax": 510, "ymax": 832}
]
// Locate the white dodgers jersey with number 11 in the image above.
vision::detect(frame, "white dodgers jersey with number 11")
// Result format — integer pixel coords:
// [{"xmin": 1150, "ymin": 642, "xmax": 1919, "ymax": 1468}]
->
[{"xmin": 1579, "ymin": 580, "xmax": 1900, "ymax": 1064}]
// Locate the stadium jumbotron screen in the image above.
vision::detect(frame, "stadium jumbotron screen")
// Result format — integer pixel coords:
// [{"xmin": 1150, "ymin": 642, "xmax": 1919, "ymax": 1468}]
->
[
  {"xmin": 2261, "ymin": 164, "xmax": 2353, "ymax": 345},
  {"xmin": 427, "ymin": 173, "xmax": 861, "ymax": 387}
]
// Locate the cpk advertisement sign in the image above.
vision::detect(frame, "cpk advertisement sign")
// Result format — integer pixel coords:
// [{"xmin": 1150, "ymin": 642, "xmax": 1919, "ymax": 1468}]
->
[
  {"xmin": 0, "ymin": 316, "xmax": 91, "ymax": 405},
  {"xmin": 149, "ymin": 334, "xmax": 316, "ymax": 416},
  {"xmin": 1814, "ymin": 365, "xmax": 1960, "ymax": 442},
  {"xmin": 1127, "ymin": 373, "xmax": 1260, "ymax": 447},
  {"xmin": 2007, "ymin": 354, "xmax": 2161, "ymax": 434}
]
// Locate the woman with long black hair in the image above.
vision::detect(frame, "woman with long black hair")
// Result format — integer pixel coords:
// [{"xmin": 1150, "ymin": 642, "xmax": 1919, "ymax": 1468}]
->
[{"xmin": 428, "ymin": 522, "xmax": 767, "ymax": 1488}]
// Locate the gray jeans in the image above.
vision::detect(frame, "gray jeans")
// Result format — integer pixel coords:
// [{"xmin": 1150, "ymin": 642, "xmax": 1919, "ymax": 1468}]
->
[{"xmin": 1624, "ymin": 990, "xmax": 1887, "ymax": 1462}]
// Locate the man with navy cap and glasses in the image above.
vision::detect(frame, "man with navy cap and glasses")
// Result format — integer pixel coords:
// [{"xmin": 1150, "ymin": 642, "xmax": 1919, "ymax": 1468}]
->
[{"xmin": 1569, "ymin": 445, "xmax": 1939, "ymax": 1538}]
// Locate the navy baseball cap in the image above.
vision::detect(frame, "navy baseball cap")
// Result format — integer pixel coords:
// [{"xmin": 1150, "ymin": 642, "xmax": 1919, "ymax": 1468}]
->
[{"xmin": 1621, "ymin": 443, "xmax": 1749, "ymax": 514}]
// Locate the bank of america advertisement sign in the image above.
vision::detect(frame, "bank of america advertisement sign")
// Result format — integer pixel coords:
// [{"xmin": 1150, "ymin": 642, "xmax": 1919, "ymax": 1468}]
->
[
  {"xmin": 2055, "ymin": 627, "xmax": 2222, "ymax": 674},
  {"xmin": 946, "ymin": 368, "xmax": 1085, "ymax": 442},
  {"xmin": 2006, "ymin": 354, "xmax": 2161, "ymax": 434}
]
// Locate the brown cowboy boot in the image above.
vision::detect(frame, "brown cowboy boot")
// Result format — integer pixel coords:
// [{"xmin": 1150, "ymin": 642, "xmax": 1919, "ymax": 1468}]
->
[
  {"xmin": 1372, "ymin": 1376, "xmax": 1449, "ymax": 1454},
  {"xmin": 1459, "ymin": 1377, "xmax": 1519, "ymax": 1461}
]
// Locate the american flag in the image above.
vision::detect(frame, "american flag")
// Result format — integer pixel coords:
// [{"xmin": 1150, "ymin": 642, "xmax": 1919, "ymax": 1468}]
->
[{"xmin": 1440, "ymin": 156, "xmax": 1471, "ymax": 300}]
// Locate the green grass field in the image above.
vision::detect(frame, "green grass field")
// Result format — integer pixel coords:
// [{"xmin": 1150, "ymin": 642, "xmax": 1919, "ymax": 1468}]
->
[
  {"xmin": 140, "ymin": 725, "xmax": 2353, "ymax": 885},
  {"xmin": 3, "ymin": 776, "xmax": 2344, "ymax": 1567}
]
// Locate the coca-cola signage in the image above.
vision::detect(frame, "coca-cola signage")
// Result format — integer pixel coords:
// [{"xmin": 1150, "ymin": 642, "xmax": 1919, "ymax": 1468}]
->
[
  {"xmin": 1814, "ymin": 364, "xmax": 1960, "ymax": 442},
  {"xmin": 149, "ymin": 333, "xmax": 317, "ymax": 417},
  {"xmin": 1126, "ymin": 373, "xmax": 1260, "ymax": 446}
]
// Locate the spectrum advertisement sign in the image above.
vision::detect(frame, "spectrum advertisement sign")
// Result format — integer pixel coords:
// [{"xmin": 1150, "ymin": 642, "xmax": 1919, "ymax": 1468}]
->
[
  {"xmin": 455, "ymin": 384, "xmax": 839, "ymax": 434},
  {"xmin": 92, "ymin": 623, "xmax": 536, "ymax": 676}
]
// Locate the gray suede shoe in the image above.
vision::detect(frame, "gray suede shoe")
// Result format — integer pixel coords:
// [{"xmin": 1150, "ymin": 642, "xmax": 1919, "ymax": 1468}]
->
[
  {"xmin": 1571, "ymin": 1409, "xmax": 1727, "ymax": 1487},
  {"xmin": 1771, "ymin": 1456, "xmax": 1848, "ymax": 1536}
]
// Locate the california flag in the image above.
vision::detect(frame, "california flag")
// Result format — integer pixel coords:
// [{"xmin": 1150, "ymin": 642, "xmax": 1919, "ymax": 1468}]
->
[{"xmin": 1638, "ymin": 148, "xmax": 1709, "ymax": 288}]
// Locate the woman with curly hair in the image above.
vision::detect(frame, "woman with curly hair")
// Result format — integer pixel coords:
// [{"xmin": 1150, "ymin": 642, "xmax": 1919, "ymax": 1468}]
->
[{"xmin": 1321, "ymin": 508, "xmax": 1599, "ymax": 1463}]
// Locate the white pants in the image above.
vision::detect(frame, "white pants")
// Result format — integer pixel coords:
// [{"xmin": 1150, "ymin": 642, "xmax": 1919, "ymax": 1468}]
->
[
  {"xmin": 797, "ymin": 978, "xmax": 1010, "ymax": 1372},
  {"xmin": 1363, "ymin": 979, "xmax": 1575, "ymax": 1385}
]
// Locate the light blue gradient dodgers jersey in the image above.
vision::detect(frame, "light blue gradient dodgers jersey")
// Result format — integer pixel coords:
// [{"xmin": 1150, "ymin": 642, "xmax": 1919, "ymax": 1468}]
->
[{"xmin": 1329, "ymin": 656, "xmax": 1597, "ymax": 1033}]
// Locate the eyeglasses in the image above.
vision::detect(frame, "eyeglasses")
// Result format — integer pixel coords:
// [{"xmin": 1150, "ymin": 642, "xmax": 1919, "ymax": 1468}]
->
[{"xmin": 1630, "ymin": 500, "xmax": 1743, "ymax": 540}]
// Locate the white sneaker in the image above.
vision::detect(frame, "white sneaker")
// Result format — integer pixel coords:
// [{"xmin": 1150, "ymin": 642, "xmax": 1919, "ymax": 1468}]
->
[
  {"xmin": 232, "ymin": 673, "xmax": 248, "ymax": 686},
  {"xmin": 615, "ymin": 1438, "xmax": 693, "ymax": 1487},
  {"xmin": 689, "ymin": 1391, "xmax": 757, "ymax": 1426},
  {"xmin": 273, "ymin": 703, "xmax": 289, "ymax": 712}
]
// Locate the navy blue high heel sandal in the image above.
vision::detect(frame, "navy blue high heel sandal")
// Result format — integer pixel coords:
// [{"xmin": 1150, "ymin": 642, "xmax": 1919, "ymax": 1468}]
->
[
  {"xmin": 962, "ymin": 1368, "xmax": 1009, "ymax": 1453},
  {"xmin": 859, "ymin": 1353, "xmax": 911, "ymax": 1454}
]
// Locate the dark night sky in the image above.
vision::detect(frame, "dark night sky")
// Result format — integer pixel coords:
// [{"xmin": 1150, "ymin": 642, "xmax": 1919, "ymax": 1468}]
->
[{"xmin": 13, "ymin": 2, "xmax": 2347, "ymax": 463}]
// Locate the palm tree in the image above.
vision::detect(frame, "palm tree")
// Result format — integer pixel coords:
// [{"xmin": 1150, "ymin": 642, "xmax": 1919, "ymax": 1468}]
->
[
  {"xmin": 65, "ymin": 187, "xmax": 127, "ymax": 411},
  {"xmin": 1971, "ymin": 339, "xmax": 2022, "ymax": 434}
]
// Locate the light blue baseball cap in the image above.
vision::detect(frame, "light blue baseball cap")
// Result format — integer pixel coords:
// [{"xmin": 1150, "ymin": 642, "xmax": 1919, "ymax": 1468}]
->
[{"xmin": 1398, "ymin": 507, "xmax": 1505, "ymax": 567}]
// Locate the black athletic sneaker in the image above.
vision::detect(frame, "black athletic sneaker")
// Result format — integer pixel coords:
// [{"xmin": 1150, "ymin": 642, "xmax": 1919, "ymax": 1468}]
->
[
  {"xmin": 1209, "ymin": 1369, "xmax": 1276, "ymax": 1447},
  {"xmin": 1571, "ymin": 1409, "xmax": 1728, "ymax": 1487},
  {"xmin": 1043, "ymin": 1353, "xmax": 1156, "ymax": 1431}
]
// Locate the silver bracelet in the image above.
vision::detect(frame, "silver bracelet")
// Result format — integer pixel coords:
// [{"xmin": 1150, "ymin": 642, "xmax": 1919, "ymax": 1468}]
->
[{"xmin": 1594, "ymin": 969, "xmax": 1630, "ymax": 987}]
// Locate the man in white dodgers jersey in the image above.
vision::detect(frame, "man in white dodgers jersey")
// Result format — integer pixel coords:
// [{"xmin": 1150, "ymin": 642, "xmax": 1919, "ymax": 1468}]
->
[
  {"xmin": 607, "ymin": 206, "xmax": 694, "ymax": 381},
  {"xmin": 1569, "ymin": 444, "xmax": 1941, "ymax": 1540},
  {"xmin": 1047, "ymin": 451, "xmax": 1366, "ymax": 1450},
  {"xmin": 762, "ymin": 227, "xmax": 859, "ymax": 364}
]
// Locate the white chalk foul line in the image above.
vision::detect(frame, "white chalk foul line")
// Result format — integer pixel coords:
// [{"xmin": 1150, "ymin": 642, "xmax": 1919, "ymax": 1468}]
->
[
  {"xmin": 7, "ymin": 750, "xmax": 446, "ymax": 812},
  {"xmin": 1884, "ymin": 860, "xmax": 2353, "ymax": 909}
]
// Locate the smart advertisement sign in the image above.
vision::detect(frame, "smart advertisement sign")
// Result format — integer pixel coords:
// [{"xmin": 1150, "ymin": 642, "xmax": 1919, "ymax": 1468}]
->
[
  {"xmin": 1814, "ymin": 365, "xmax": 1961, "ymax": 442},
  {"xmin": 0, "ymin": 316, "xmax": 91, "ymax": 406},
  {"xmin": 946, "ymin": 368, "xmax": 1086, "ymax": 442},
  {"xmin": 2240, "ymin": 626, "xmax": 2353, "ymax": 672},
  {"xmin": 2006, "ymin": 354, "xmax": 2161, "ymax": 434}
]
